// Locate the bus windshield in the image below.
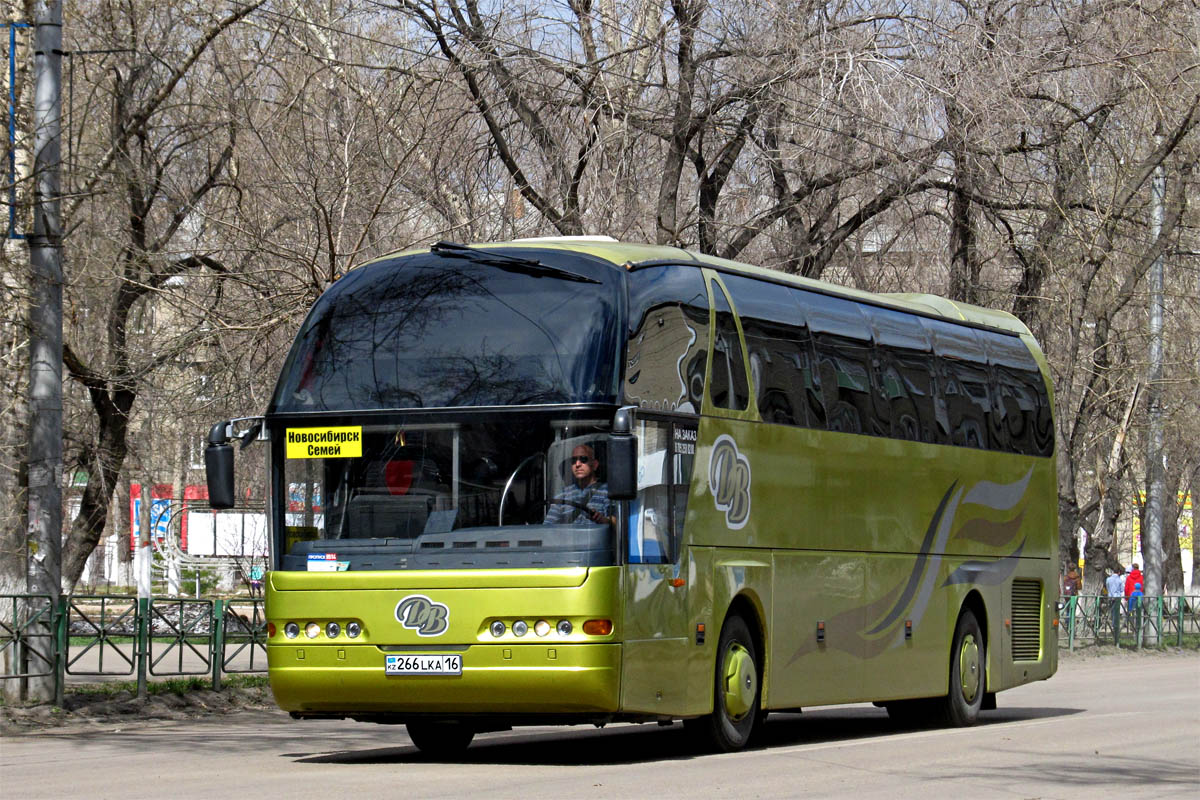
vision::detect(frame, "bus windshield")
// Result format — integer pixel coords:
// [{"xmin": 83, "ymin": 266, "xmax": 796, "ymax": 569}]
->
[
  {"xmin": 270, "ymin": 248, "xmax": 622, "ymax": 413},
  {"xmin": 278, "ymin": 414, "xmax": 619, "ymax": 571}
]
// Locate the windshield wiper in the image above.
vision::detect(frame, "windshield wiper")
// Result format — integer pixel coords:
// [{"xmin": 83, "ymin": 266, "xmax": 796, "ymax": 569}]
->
[{"xmin": 430, "ymin": 241, "xmax": 601, "ymax": 284}]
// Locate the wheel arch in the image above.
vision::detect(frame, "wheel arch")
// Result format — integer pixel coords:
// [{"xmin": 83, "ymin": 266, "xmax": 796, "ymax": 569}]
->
[
  {"xmin": 722, "ymin": 591, "xmax": 767, "ymax": 701},
  {"xmin": 958, "ymin": 589, "xmax": 990, "ymax": 691}
]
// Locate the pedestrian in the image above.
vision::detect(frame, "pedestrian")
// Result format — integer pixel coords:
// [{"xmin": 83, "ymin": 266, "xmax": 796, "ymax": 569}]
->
[
  {"xmin": 1105, "ymin": 567, "xmax": 1125, "ymax": 599},
  {"xmin": 1105, "ymin": 567, "xmax": 1125, "ymax": 644},
  {"xmin": 1128, "ymin": 580, "xmax": 1145, "ymax": 637},
  {"xmin": 249, "ymin": 563, "xmax": 264, "ymax": 596},
  {"xmin": 1125, "ymin": 563, "xmax": 1144, "ymax": 598},
  {"xmin": 1062, "ymin": 567, "xmax": 1081, "ymax": 598},
  {"xmin": 1129, "ymin": 581, "xmax": 1144, "ymax": 612}
]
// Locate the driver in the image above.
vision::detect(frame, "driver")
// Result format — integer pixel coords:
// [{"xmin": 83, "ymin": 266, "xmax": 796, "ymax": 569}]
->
[{"xmin": 544, "ymin": 444, "xmax": 613, "ymax": 525}]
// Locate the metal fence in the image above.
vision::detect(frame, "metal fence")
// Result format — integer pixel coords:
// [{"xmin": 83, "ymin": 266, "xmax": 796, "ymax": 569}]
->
[
  {"xmin": 1057, "ymin": 595, "xmax": 1200, "ymax": 650},
  {"xmin": 2, "ymin": 593, "xmax": 266, "ymax": 701}
]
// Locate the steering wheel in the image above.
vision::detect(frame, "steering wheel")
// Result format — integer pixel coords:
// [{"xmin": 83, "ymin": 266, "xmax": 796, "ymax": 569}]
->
[
  {"xmin": 498, "ymin": 452, "xmax": 545, "ymax": 526},
  {"xmin": 543, "ymin": 499, "xmax": 608, "ymax": 524},
  {"xmin": 545, "ymin": 498, "xmax": 592, "ymax": 513}
]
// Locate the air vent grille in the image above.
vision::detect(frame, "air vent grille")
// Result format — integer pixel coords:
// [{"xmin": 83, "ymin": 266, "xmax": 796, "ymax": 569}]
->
[{"xmin": 1011, "ymin": 579, "xmax": 1042, "ymax": 661}]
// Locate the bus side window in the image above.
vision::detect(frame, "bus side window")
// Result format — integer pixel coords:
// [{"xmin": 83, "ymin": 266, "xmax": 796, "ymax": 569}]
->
[
  {"xmin": 708, "ymin": 279, "xmax": 750, "ymax": 412},
  {"xmin": 721, "ymin": 273, "xmax": 812, "ymax": 428},
  {"xmin": 893, "ymin": 351, "xmax": 941, "ymax": 444},
  {"xmin": 927, "ymin": 320, "xmax": 993, "ymax": 449},
  {"xmin": 863, "ymin": 304, "xmax": 934, "ymax": 443},
  {"xmin": 625, "ymin": 266, "xmax": 709, "ymax": 413},
  {"xmin": 671, "ymin": 422, "xmax": 696, "ymax": 545},
  {"xmin": 983, "ymin": 330, "xmax": 1051, "ymax": 456},
  {"xmin": 803, "ymin": 292, "xmax": 873, "ymax": 436},
  {"xmin": 629, "ymin": 419, "xmax": 679, "ymax": 564}
]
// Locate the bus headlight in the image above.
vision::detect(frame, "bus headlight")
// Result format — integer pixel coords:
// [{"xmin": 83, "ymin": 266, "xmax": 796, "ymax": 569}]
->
[
  {"xmin": 346, "ymin": 622, "xmax": 361, "ymax": 639},
  {"xmin": 534, "ymin": 620, "xmax": 551, "ymax": 637},
  {"xmin": 556, "ymin": 620, "xmax": 572, "ymax": 636},
  {"xmin": 326, "ymin": 622, "xmax": 341, "ymax": 639},
  {"xmin": 284, "ymin": 622, "xmax": 300, "ymax": 639},
  {"xmin": 305, "ymin": 622, "xmax": 321, "ymax": 639},
  {"xmin": 512, "ymin": 620, "xmax": 528, "ymax": 637},
  {"xmin": 490, "ymin": 620, "xmax": 506, "ymax": 637}
]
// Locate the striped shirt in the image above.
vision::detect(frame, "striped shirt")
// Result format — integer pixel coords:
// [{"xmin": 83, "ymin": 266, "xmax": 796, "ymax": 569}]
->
[{"xmin": 544, "ymin": 482, "xmax": 612, "ymax": 524}]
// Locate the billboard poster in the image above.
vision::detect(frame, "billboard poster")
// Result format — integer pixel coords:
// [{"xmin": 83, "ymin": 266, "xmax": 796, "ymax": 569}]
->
[{"xmin": 129, "ymin": 483, "xmax": 174, "ymax": 552}]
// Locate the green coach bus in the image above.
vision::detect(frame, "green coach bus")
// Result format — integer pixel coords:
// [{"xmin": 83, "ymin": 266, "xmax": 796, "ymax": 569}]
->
[{"xmin": 205, "ymin": 237, "xmax": 1058, "ymax": 754}]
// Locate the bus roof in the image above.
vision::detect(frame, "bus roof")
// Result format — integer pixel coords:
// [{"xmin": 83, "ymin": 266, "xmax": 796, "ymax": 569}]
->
[{"xmin": 372, "ymin": 237, "xmax": 1033, "ymax": 337}]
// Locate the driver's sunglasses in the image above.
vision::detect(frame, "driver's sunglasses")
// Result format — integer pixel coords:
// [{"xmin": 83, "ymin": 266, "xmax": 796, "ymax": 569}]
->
[{"xmin": 569, "ymin": 456, "xmax": 592, "ymax": 464}]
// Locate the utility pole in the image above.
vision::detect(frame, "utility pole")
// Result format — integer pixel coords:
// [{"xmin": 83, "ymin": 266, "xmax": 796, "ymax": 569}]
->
[
  {"xmin": 26, "ymin": 0, "xmax": 63, "ymax": 702},
  {"xmin": 1144, "ymin": 129, "xmax": 1166, "ymax": 614}
]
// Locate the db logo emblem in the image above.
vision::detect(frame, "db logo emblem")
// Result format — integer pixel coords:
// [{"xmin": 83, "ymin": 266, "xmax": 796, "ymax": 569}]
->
[
  {"xmin": 709, "ymin": 434, "xmax": 751, "ymax": 530},
  {"xmin": 395, "ymin": 595, "xmax": 450, "ymax": 636}
]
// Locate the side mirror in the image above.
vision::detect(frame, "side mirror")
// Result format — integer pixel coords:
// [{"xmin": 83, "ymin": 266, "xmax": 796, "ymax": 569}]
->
[
  {"xmin": 205, "ymin": 421, "xmax": 236, "ymax": 509},
  {"xmin": 607, "ymin": 407, "xmax": 637, "ymax": 501}
]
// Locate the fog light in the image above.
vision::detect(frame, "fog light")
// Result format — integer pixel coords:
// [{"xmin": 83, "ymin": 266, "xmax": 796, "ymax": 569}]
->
[
  {"xmin": 346, "ymin": 621, "xmax": 361, "ymax": 639},
  {"xmin": 326, "ymin": 622, "xmax": 341, "ymax": 638},
  {"xmin": 556, "ymin": 619, "xmax": 572, "ymax": 636},
  {"xmin": 534, "ymin": 619, "xmax": 551, "ymax": 637},
  {"xmin": 512, "ymin": 620, "xmax": 528, "ymax": 637},
  {"xmin": 305, "ymin": 622, "xmax": 321, "ymax": 639},
  {"xmin": 284, "ymin": 622, "xmax": 300, "ymax": 639},
  {"xmin": 490, "ymin": 620, "xmax": 506, "ymax": 637}
]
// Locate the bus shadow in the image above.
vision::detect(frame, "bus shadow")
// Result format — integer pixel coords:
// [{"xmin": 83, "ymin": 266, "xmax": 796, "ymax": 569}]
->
[{"xmin": 289, "ymin": 705, "xmax": 1084, "ymax": 766}]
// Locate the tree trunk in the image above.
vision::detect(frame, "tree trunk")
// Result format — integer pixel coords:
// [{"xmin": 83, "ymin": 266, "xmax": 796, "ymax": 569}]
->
[
  {"xmin": 1057, "ymin": 493, "xmax": 1080, "ymax": 586},
  {"xmin": 116, "ymin": 478, "xmax": 132, "ymax": 587},
  {"xmin": 0, "ymin": 253, "xmax": 30, "ymax": 600},
  {"xmin": 1084, "ymin": 482, "xmax": 1125, "ymax": 594},
  {"xmin": 1160, "ymin": 466, "xmax": 1188, "ymax": 594},
  {"xmin": 60, "ymin": 402, "xmax": 130, "ymax": 590}
]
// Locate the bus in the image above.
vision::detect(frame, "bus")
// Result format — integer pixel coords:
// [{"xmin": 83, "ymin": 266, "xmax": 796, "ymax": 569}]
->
[{"xmin": 206, "ymin": 237, "xmax": 1058, "ymax": 754}]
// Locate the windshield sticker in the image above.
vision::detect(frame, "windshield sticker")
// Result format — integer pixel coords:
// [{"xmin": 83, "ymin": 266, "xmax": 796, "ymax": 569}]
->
[
  {"xmin": 306, "ymin": 553, "xmax": 349, "ymax": 571},
  {"xmin": 395, "ymin": 595, "xmax": 450, "ymax": 636},
  {"xmin": 709, "ymin": 434, "xmax": 751, "ymax": 529},
  {"xmin": 286, "ymin": 426, "xmax": 362, "ymax": 459}
]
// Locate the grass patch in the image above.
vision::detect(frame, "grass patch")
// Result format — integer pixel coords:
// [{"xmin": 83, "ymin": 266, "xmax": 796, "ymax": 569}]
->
[
  {"xmin": 68, "ymin": 636, "xmax": 223, "ymax": 646},
  {"xmin": 65, "ymin": 673, "xmax": 269, "ymax": 700}
]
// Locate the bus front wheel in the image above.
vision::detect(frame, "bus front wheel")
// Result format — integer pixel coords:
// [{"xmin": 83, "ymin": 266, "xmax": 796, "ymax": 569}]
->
[
  {"xmin": 686, "ymin": 614, "xmax": 760, "ymax": 752},
  {"xmin": 942, "ymin": 608, "xmax": 985, "ymax": 727},
  {"xmin": 406, "ymin": 721, "xmax": 475, "ymax": 756}
]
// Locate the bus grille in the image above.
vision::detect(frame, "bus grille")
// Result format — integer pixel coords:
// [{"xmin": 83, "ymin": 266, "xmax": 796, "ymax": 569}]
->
[{"xmin": 1011, "ymin": 579, "xmax": 1042, "ymax": 661}]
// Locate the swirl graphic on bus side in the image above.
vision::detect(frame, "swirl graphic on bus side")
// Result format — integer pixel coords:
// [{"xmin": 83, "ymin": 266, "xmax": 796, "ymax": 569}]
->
[{"xmin": 709, "ymin": 434, "xmax": 751, "ymax": 529}]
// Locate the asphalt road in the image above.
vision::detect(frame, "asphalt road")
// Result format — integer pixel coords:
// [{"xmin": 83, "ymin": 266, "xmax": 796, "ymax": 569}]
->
[{"xmin": 2, "ymin": 652, "xmax": 1197, "ymax": 799}]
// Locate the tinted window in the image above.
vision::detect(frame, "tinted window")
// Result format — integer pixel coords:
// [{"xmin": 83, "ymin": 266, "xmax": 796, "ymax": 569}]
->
[
  {"xmin": 709, "ymin": 279, "xmax": 750, "ymax": 411},
  {"xmin": 866, "ymin": 306, "xmax": 936, "ymax": 442},
  {"xmin": 272, "ymin": 250, "xmax": 621, "ymax": 412},
  {"xmin": 803, "ymin": 291, "xmax": 874, "ymax": 435},
  {"xmin": 722, "ymin": 274, "xmax": 814, "ymax": 427},
  {"xmin": 983, "ymin": 331, "xmax": 1054, "ymax": 456},
  {"xmin": 926, "ymin": 320, "xmax": 994, "ymax": 449},
  {"xmin": 625, "ymin": 266, "xmax": 710, "ymax": 413}
]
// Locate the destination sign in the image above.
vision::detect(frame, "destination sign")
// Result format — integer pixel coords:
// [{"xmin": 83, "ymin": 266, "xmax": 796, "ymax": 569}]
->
[{"xmin": 285, "ymin": 426, "xmax": 363, "ymax": 459}]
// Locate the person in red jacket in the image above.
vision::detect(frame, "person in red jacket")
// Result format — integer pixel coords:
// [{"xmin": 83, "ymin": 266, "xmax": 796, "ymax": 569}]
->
[{"xmin": 1125, "ymin": 563, "xmax": 1144, "ymax": 598}]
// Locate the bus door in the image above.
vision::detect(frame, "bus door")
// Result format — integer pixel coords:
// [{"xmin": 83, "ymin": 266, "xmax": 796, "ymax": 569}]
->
[{"xmin": 620, "ymin": 416, "xmax": 697, "ymax": 715}]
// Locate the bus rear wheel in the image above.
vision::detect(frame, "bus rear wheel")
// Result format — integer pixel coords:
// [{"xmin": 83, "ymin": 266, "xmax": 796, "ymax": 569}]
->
[
  {"xmin": 686, "ymin": 614, "xmax": 760, "ymax": 752},
  {"xmin": 942, "ymin": 608, "xmax": 985, "ymax": 727},
  {"xmin": 406, "ymin": 721, "xmax": 475, "ymax": 756}
]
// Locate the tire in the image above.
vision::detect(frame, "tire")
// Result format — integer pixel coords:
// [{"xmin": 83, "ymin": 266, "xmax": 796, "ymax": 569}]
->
[
  {"xmin": 406, "ymin": 721, "xmax": 475, "ymax": 756},
  {"xmin": 686, "ymin": 615, "xmax": 761, "ymax": 752},
  {"xmin": 942, "ymin": 609, "xmax": 985, "ymax": 726}
]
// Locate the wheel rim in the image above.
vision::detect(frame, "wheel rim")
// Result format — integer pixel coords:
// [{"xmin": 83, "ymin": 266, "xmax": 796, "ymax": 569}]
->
[
  {"xmin": 958, "ymin": 633, "xmax": 980, "ymax": 704},
  {"xmin": 722, "ymin": 642, "xmax": 756, "ymax": 720}
]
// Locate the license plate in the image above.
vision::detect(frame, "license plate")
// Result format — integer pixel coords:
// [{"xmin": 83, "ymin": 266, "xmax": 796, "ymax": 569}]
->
[{"xmin": 385, "ymin": 653, "xmax": 462, "ymax": 676}]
